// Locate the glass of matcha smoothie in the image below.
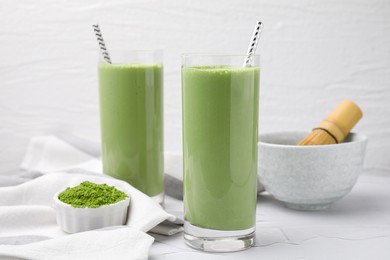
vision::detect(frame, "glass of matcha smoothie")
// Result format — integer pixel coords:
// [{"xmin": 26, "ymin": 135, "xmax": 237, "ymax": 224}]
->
[
  {"xmin": 182, "ymin": 54, "xmax": 260, "ymax": 252},
  {"xmin": 98, "ymin": 50, "xmax": 164, "ymax": 204}
]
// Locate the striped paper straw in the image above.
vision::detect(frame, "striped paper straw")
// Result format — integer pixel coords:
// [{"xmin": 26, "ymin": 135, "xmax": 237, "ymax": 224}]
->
[
  {"xmin": 92, "ymin": 24, "xmax": 111, "ymax": 64},
  {"xmin": 243, "ymin": 21, "xmax": 263, "ymax": 67}
]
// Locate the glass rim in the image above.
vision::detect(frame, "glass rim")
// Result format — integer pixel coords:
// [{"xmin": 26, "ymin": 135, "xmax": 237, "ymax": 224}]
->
[
  {"xmin": 97, "ymin": 49, "xmax": 163, "ymax": 64},
  {"xmin": 100, "ymin": 49, "xmax": 163, "ymax": 54},
  {"xmin": 182, "ymin": 53, "xmax": 260, "ymax": 58}
]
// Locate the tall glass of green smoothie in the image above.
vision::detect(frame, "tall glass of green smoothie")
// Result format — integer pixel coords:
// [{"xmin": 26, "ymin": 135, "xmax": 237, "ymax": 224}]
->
[
  {"xmin": 182, "ymin": 54, "xmax": 260, "ymax": 252},
  {"xmin": 98, "ymin": 50, "xmax": 164, "ymax": 204}
]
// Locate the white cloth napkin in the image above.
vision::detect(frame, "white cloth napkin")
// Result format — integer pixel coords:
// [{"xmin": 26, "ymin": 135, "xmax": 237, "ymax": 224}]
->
[
  {"xmin": 17, "ymin": 135, "xmax": 185, "ymax": 227},
  {"xmin": 20, "ymin": 135, "xmax": 102, "ymax": 174},
  {"xmin": 0, "ymin": 135, "xmax": 182, "ymax": 259},
  {"xmin": 0, "ymin": 174, "xmax": 172, "ymax": 259},
  {"xmin": 0, "ymin": 172, "xmax": 175, "ymax": 259},
  {"xmin": 19, "ymin": 135, "xmax": 186, "ymax": 200},
  {"xmin": 0, "ymin": 173, "xmax": 175, "ymax": 235},
  {"xmin": 0, "ymin": 227, "xmax": 153, "ymax": 260}
]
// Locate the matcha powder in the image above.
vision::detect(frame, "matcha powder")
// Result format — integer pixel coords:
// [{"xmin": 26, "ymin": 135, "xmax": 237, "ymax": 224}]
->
[{"xmin": 58, "ymin": 181, "xmax": 128, "ymax": 208}]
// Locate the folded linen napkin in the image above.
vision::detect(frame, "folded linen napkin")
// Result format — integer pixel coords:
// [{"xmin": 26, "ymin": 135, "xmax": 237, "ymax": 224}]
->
[
  {"xmin": 0, "ymin": 173, "xmax": 175, "ymax": 235},
  {"xmin": 18, "ymin": 135, "xmax": 185, "ymax": 229},
  {"xmin": 0, "ymin": 172, "xmax": 174, "ymax": 259},
  {"xmin": 0, "ymin": 227, "xmax": 153, "ymax": 260},
  {"xmin": 19, "ymin": 135, "xmax": 186, "ymax": 198},
  {"xmin": 0, "ymin": 134, "xmax": 184, "ymax": 259}
]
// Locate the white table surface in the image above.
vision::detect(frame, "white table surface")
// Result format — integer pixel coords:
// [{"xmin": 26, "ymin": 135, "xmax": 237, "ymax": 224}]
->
[{"xmin": 150, "ymin": 169, "xmax": 390, "ymax": 260}]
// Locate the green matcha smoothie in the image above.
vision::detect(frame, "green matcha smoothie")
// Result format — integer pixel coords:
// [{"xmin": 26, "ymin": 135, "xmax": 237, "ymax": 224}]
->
[
  {"xmin": 182, "ymin": 65, "xmax": 259, "ymax": 231},
  {"xmin": 98, "ymin": 62, "xmax": 163, "ymax": 198}
]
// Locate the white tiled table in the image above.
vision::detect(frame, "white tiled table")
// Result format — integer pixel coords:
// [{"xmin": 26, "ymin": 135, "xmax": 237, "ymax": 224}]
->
[{"xmin": 150, "ymin": 170, "xmax": 390, "ymax": 259}]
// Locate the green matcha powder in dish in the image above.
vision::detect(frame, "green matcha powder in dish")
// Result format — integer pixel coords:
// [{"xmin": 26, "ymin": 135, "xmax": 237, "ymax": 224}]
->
[{"xmin": 58, "ymin": 181, "xmax": 128, "ymax": 208}]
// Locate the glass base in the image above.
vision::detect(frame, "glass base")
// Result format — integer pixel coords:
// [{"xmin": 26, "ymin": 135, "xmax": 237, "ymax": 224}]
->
[
  {"xmin": 184, "ymin": 221, "xmax": 255, "ymax": 252},
  {"xmin": 151, "ymin": 192, "xmax": 164, "ymax": 206}
]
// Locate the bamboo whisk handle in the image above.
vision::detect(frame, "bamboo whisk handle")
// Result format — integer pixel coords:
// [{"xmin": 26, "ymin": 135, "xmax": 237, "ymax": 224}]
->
[{"xmin": 298, "ymin": 99, "xmax": 363, "ymax": 146}]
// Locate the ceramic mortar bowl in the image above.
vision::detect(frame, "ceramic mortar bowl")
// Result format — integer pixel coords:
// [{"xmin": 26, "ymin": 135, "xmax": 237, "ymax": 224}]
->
[
  {"xmin": 54, "ymin": 188, "xmax": 130, "ymax": 233},
  {"xmin": 258, "ymin": 131, "xmax": 368, "ymax": 210}
]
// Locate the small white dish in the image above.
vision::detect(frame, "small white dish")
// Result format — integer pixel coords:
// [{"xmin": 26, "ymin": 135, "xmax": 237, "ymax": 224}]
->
[
  {"xmin": 258, "ymin": 131, "xmax": 367, "ymax": 210},
  {"xmin": 54, "ymin": 188, "xmax": 130, "ymax": 233}
]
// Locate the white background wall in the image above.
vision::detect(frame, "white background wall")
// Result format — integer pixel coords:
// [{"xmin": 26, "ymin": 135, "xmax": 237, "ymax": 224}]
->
[{"xmin": 0, "ymin": 0, "xmax": 389, "ymax": 174}]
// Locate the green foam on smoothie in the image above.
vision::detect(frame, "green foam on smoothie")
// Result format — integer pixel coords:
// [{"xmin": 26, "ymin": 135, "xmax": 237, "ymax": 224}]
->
[{"xmin": 186, "ymin": 65, "xmax": 259, "ymax": 73}]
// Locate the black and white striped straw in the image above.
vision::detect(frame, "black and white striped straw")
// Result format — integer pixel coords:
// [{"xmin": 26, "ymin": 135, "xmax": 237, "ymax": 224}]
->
[
  {"xmin": 243, "ymin": 21, "xmax": 263, "ymax": 67},
  {"xmin": 92, "ymin": 24, "xmax": 111, "ymax": 64}
]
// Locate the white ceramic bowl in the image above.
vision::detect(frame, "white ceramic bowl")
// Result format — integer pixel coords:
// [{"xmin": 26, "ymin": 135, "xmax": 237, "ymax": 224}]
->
[
  {"xmin": 54, "ymin": 188, "xmax": 130, "ymax": 233},
  {"xmin": 258, "ymin": 131, "xmax": 367, "ymax": 210}
]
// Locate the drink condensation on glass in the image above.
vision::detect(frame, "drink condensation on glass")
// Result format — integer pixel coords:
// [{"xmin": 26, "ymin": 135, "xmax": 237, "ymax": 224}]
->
[
  {"xmin": 182, "ymin": 54, "xmax": 260, "ymax": 252},
  {"xmin": 98, "ymin": 50, "xmax": 164, "ymax": 203}
]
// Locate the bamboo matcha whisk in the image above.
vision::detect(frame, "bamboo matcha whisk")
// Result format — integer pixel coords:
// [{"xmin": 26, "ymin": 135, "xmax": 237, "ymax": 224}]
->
[{"xmin": 297, "ymin": 99, "xmax": 363, "ymax": 146}]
